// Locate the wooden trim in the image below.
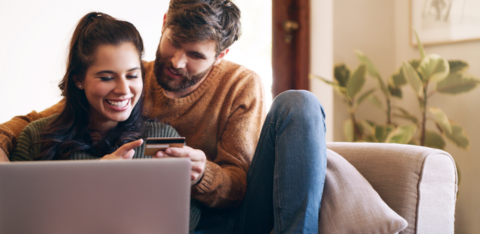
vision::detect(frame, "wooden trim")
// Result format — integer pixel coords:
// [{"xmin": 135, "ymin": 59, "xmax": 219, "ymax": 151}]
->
[
  {"xmin": 272, "ymin": 0, "xmax": 310, "ymax": 97},
  {"xmin": 294, "ymin": 0, "xmax": 310, "ymax": 91}
]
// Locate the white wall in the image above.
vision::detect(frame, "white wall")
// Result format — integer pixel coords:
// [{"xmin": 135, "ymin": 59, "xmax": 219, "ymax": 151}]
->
[
  {"xmin": 0, "ymin": 0, "xmax": 169, "ymax": 123},
  {"xmin": 310, "ymin": 0, "xmax": 333, "ymax": 141},
  {"xmin": 312, "ymin": 0, "xmax": 480, "ymax": 233},
  {"xmin": 332, "ymin": 0, "xmax": 396, "ymax": 142},
  {"xmin": 0, "ymin": 0, "xmax": 273, "ymax": 122},
  {"xmin": 394, "ymin": 1, "xmax": 480, "ymax": 233}
]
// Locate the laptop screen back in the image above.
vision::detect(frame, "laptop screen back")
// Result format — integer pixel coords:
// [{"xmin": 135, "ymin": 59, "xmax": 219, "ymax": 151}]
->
[{"xmin": 0, "ymin": 158, "xmax": 191, "ymax": 234}]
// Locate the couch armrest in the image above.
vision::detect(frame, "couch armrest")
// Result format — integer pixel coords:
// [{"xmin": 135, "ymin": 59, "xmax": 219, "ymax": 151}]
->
[{"xmin": 326, "ymin": 142, "xmax": 457, "ymax": 234}]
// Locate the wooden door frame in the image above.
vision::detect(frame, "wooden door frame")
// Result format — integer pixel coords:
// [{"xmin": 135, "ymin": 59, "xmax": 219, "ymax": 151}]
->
[{"xmin": 272, "ymin": 0, "xmax": 310, "ymax": 97}]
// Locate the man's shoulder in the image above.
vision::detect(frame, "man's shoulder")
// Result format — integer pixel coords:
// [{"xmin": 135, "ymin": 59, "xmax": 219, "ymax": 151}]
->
[
  {"xmin": 216, "ymin": 60, "xmax": 262, "ymax": 86},
  {"xmin": 219, "ymin": 60, "xmax": 258, "ymax": 76}
]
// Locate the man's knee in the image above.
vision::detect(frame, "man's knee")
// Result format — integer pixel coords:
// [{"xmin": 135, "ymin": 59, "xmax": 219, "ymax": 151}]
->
[{"xmin": 271, "ymin": 90, "xmax": 325, "ymax": 121}]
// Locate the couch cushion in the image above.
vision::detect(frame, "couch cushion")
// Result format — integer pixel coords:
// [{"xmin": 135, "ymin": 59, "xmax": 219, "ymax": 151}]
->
[
  {"xmin": 326, "ymin": 142, "xmax": 457, "ymax": 234},
  {"xmin": 319, "ymin": 149, "xmax": 408, "ymax": 234}
]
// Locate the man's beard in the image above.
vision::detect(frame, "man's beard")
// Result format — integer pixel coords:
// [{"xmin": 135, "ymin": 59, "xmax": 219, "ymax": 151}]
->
[{"xmin": 153, "ymin": 50, "xmax": 213, "ymax": 92}]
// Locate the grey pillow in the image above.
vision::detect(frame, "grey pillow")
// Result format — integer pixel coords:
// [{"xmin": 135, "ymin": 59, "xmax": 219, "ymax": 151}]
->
[{"xmin": 319, "ymin": 149, "xmax": 408, "ymax": 234}]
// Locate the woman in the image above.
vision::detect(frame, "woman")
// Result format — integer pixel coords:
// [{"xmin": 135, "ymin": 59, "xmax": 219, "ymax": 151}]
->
[{"xmin": 9, "ymin": 12, "xmax": 199, "ymax": 233}]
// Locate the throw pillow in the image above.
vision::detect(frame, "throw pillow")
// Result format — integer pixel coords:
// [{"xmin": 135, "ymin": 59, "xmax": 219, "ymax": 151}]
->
[{"xmin": 319, "ymin": 149, "xmax": 408, "ymax": 234}]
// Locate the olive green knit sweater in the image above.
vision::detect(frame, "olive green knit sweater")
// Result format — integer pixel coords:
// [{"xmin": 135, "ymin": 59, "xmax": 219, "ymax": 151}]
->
[{"xmin": 10, "ymin": 114, "xmax": 200, "ymax": 234}]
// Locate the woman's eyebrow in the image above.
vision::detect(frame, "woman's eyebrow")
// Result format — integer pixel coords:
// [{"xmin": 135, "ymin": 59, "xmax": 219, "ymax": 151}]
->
[
  {"xmin": 127, "ymin": 67, "xmax": 140, "ymax": 72},
  {"xmin": 95, "ymin": 70, "xmax": 115, "ymax": 75},
  {"xmin": 95, "ymin": 67, "xmax": 140, "ymax": 74}
]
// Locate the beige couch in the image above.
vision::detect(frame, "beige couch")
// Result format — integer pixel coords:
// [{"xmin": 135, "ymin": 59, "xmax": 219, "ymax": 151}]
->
[{"xmin": 326, "ymin": 142, "xmax": 457, "ymax": 234}]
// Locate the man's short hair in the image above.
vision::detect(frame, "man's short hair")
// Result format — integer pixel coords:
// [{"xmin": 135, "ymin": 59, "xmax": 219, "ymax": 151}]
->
[{"xmin": 165, "ymin": 0, "xmax": 241, "ymax": 56}]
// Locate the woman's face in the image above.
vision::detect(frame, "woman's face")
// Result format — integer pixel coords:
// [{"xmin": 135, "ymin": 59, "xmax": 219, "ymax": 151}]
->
[{"xmin": 77, "ymin": 42, "xmax": 142, "ymax": 131}]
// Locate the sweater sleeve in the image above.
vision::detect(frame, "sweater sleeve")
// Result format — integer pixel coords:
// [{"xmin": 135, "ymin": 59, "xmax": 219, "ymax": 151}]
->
[
  {"xmin": 9, "ymin": 116, "xmax": 54, "ymax": 161},
  {"xmin": 9, "ymin": 127, "xmax": 36, "ymax": 161},
  {"xmin": 0, "ymin": 99, "xmax": 65, "ymax": 157},
  {"xmin": 191, "ymin": 71, "xmax": 265, "ymax": 208}
]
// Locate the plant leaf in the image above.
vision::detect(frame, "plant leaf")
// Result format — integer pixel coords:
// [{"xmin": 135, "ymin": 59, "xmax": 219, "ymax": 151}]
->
[
  {"xmin": 390, "ymin": 68, "xmax": 407, "ymax": 87},
  {"xmin": 445, "ymin": 121, "xmax": 470, "ymax": 149},
  {"xmin": 424, "ymin": 130, "xmax": 446, "ymax": 150},
  {"xmin": 359, "ymin": 120, "xmax": 376, "ymax": 137},
  {"xmin": 385, "ymin": 124, "xmax": 417, "ymax": 144},
  {"xmin": 449, "ymin": 60, "xmax": 469, "ymax": 74},
  {"xmin": 428, "ymin": 107, "xmax": 452, "ymax": 135},
  {"xmin": 343, "ymin": 119, "xmax": 354, "ymax": 142},
  {"xmin": 355, "ymin": 50, "xmax": 390, "ymax": 97},
  {"xmin": 436, "ymin": 73, "xmax": 480, "ymax": 94},
  {"xmin": 393, "ymin": 107, "xmax": 418, "ymax": 124},
  {"xmin": 334, "ymin": 64, "xmax": 350, "ymax": 87},
  {"xmin": 375, "ymin": 125, "xmax": 395, "ymax": 143},
  {"xmin": 333, "ymin": 86, "xmax": 347, "ymax": 97},
  {"xmin": 409, "ymin": 59, "xmax": 421, "ymax": 70},
  {"xmin": 414, "ymin": 29, "xmax": 426, "ymax": 59},
  {"xmin": 418, "ymin": 54, "xmax": 450, "ymax": 83},
  {"xmin": 356, "ymin": 88, "xmax": 376, "ymax": 107},
  {"xmin": 368, "ymin": 95, "xmax": 384, "ymax": 110},
  {"xmin": 402, "ymin": 60, "xmax": 424, "ymax": 97},
  {"xmin": 347, "ymin": 65, "xmax": 366, "ymax": 99},
  {"xmin": 309, "ymin": 74, "xmax": 338, "ymax": 86},
  {"xmin": 389, "ymin": 84, "xmax": 403, "ymax": 98},
  {"xmin": 355, "ymin": 50, "xmax": 381, "ymax": 79}
]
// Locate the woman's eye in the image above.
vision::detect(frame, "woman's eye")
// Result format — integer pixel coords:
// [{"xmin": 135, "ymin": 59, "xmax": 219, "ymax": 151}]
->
[
  {"xmin": 100, "ymin": 77, "xmax": 114, "ymax": 81},
  {"xmin": 127, "ymin": 75, "xmax": 139, "ymax": 79}
]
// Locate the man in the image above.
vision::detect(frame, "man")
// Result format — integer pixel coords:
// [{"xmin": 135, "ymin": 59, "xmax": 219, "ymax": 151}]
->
[{"xmin": 0, "ymin": 0, "xmax": 327, "ymax": 233}]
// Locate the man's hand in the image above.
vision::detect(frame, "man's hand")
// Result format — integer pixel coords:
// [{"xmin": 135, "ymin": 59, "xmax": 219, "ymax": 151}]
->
[
  {"xmin": 101, "ymin": 139, "xmax": 143, "ymax": 160},
  {"xmin": 0, "ymin": 148, "xmax": 10, "ymax": 162},
  {"xmin": 155, "ymin": 146, "xmax": 207, "ymax": 185}
]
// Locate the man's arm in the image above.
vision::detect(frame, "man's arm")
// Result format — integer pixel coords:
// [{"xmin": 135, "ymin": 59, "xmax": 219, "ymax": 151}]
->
[
  {"xmin": 0, "ymin": 148, "xmax": 8, "ymax": 162},
  {"xmin": 0, "ymin": 99, "xmax": 65, "ymax": 158},
  {"xmin": 191, "ymin": 74, "xmax": 266, "ymax": 208}
]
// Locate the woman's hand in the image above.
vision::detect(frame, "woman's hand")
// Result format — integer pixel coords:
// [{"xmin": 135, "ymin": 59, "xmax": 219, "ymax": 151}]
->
[{"xmin": 100, "ymin": 139, "xmax": 143, "ymax": 160}]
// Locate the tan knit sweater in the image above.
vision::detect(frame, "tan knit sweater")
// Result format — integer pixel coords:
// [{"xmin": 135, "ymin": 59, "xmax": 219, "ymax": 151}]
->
[{"xmin": 0, "ymin": 59, "xmax": 266, "ymax": 208}]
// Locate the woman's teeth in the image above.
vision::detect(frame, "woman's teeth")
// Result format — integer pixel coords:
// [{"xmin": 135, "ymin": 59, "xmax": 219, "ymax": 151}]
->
[{"xmin": 106, "ymin": 99, "xmax": 129, "ymax": 107}]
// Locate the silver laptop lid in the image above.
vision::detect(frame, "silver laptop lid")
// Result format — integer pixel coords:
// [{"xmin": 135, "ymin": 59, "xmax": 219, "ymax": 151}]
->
[{"xmin": 0, "ymin": 158, "xmax": 191, "ymax": 234}]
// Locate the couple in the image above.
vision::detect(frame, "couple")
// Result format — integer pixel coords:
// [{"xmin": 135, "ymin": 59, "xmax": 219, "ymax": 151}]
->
[{"xmin": 0, "ymin": 1, "xmax": 328, "ymax": 233}]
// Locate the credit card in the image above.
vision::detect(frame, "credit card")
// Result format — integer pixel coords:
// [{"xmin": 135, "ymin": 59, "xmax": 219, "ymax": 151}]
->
[{"xmin": 144, "ymin": 137, "xmax": 185, "ymax": 156}]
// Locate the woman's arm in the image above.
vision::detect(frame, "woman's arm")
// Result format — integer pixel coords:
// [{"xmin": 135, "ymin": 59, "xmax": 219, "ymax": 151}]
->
[{"xmin": 10, "ymin": 126, "xmax": 37, "ymax": 161}]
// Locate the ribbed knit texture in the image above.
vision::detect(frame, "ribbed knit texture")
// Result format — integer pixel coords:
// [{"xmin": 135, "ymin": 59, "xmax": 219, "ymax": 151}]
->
[
  {"xmin": 1, "ymin": 59, "xmax": 266, "ymax": 208},
  {"xmin": 9, "ymin": 114, "xmax": 201, "ymax": 234},
  {"xmin": 10, "ymin": 114, "xmax": 180, "ymax": 161}
]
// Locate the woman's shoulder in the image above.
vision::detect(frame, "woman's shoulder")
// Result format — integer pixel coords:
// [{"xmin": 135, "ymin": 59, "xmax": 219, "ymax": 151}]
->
[
  {"xmin": 143, "ymin": 121, "xmax": 180, "ymax": 138},
  {"xmin": 23, "ymin": 114, "xmax": 60, "ymax": 135}
]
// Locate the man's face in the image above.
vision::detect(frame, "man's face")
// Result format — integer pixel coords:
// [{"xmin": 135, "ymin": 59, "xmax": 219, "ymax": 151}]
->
[{"xmin": 154, "ymin": 28, "xmax": 221, "ymax": 98}]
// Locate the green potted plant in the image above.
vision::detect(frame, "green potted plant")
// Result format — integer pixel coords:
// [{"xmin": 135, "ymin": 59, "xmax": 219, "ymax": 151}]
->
[{"xmin": 310, "ymin": 31, "xmax": 480, "ymax": 150}]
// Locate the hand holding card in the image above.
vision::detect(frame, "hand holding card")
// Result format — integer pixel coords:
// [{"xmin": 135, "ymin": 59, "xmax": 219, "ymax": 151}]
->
[{"xmin": 144, "ymin": 137, "xmax": 185, "ymax": 156}]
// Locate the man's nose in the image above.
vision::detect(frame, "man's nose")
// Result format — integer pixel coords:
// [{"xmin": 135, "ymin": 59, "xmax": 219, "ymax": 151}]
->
[{"xmin": 171, "ymin": 50, "xmax": 187, "ymax": 69}]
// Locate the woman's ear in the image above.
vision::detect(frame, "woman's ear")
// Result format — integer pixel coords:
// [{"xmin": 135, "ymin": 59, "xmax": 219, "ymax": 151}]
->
[{"xmin": 73, "ymin": 75, "xmax": 84, "ymax": 90}]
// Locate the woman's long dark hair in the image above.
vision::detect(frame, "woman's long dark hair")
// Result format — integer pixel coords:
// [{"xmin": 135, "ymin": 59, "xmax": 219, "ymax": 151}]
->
[{"xmin": 35, "ymin": 12, "xmax": 146, "ymax": 160}]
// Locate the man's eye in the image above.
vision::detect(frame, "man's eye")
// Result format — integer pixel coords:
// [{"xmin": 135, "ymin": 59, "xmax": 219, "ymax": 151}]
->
[{"xmin": 189, "ymin": 53, "xmax": 204, "ymax": 59}]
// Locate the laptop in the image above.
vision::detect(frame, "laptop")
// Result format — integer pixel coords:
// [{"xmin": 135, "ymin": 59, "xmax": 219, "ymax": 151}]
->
[{"xmin": 0, "ymin": 158, "xmax": 191, "ymax": 234}]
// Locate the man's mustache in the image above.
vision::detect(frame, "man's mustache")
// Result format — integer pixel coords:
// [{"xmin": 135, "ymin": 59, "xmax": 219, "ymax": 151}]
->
[{"xmin": 158, "ymin": 59, "xmax": 193, "ymax": 80}]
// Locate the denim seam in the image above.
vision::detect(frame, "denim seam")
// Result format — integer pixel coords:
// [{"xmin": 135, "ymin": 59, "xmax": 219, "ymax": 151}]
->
[{"xmin": 272, "ymin": 121, "xmax": 283, "ymax": 234}]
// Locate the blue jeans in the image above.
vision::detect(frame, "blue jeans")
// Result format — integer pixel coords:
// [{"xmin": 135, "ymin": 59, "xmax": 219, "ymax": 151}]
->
[{"xmin": 195, "ymin": 90, "xmax": 327, "ymax": 234}]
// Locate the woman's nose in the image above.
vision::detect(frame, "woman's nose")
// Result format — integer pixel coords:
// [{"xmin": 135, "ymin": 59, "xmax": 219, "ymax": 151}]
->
[{"xmin": 114, "ymin": 78, "xmax": 130, "ymax": 95}]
